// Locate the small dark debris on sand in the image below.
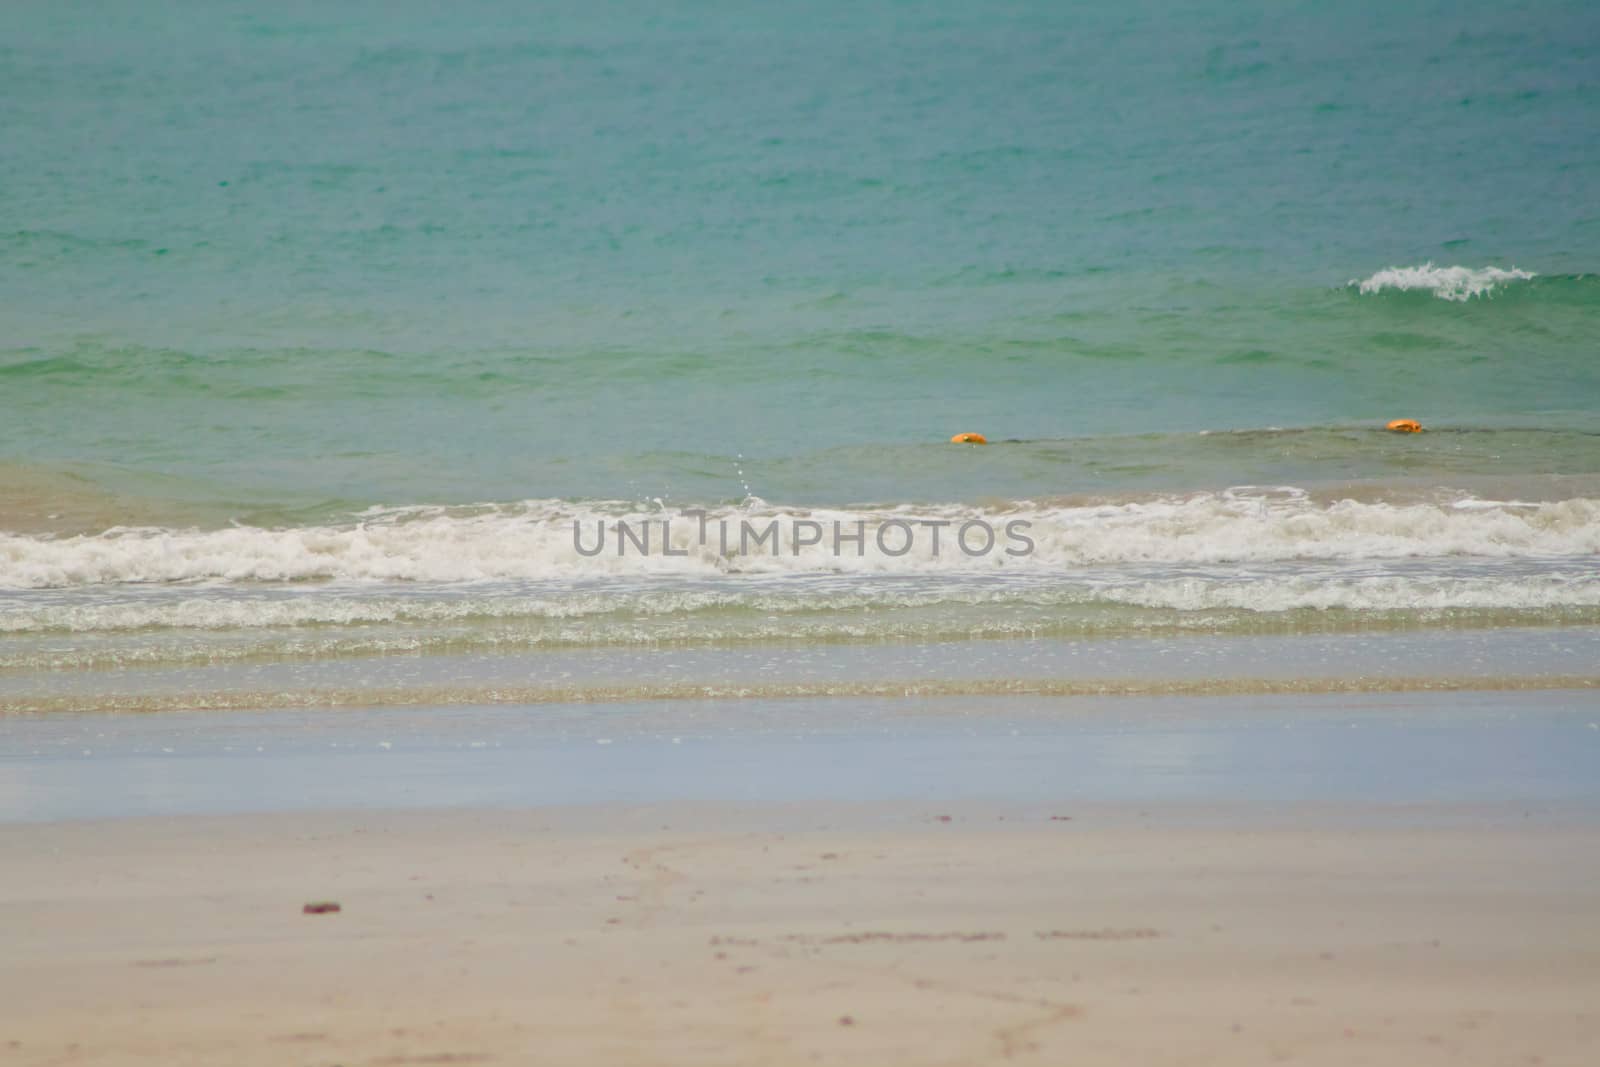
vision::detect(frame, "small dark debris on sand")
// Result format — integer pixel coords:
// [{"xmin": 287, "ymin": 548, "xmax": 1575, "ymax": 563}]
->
[
  {"xmin": 791, "ymin": 931, "xmax": 1004, "ymax": 945},
  {"xmin": 1035, "ymin": 928, "xmax": 1160, "ymax": 941},
  {"xmin": 302, "ymin": 901, "xmax": 342, "ymax": 915}
]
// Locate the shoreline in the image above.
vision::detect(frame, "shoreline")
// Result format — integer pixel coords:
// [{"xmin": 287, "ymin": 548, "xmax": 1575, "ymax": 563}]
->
[
  {"xmin": 4, "ymin": 652, "xmax": 1596, "ymax": 1066},
  {"xmin": 7, "ymin": 625, "xmax": 1600, "ymax": 716},
  {"xmin": 6, "ymin": 688, "xmax": 1597, "ymax": 823},
  {"xmin": 4, "ymin": 672, "xmax": 1599, "ymax": 716}
]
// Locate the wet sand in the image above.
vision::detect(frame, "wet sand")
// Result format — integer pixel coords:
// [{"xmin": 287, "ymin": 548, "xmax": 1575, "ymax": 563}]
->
[
  {"xmin": 2, "ymin": 804, "xmax": 1597, "ymax": 1066},
  {"xmin": 6, "ymin": 689, "xmax": 1600, "ymax": 821}
]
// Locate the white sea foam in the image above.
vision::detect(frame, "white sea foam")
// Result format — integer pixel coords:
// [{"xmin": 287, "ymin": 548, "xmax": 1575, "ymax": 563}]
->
[
  {"xmin": 1101, "ymin": 574, "xmax": 1600, "ymax": 613},
  {"xmin": 1352, "ymin": 263, "xmax": 1536, "ymax": 301},
  {"xmin": 4, "ymin": 572, "xmax": 1599, "ymax": 641},
  {"xmin": 1, "ymin": 493, "xmax": 1597, "ymax": 590}
]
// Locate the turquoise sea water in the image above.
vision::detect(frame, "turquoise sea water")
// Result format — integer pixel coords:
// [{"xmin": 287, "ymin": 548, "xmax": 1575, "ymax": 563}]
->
[{"xmin": 2, "ymin": 1, "xmax": 1598, "ymax": 695}]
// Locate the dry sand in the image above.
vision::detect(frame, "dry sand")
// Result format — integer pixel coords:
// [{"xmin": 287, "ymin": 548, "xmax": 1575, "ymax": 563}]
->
[{"xmin": 2, "ymin": 805, "xmax": 1596, "ymax": 1066}]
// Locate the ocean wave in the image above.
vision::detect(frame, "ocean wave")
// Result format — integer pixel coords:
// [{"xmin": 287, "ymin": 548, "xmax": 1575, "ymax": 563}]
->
[
  {"xmin": 1351, "ymin": 263, "xmax": 1536, "ymax": 301},
  {"xmin": 3, "ymin": 572, "xmax": 1598, "ymax": 650},
  {"xmin": 1099, "ymin": 573, "xmax": 1600, "ymax": 613},
  {"xmin": 1, "ymin": 493, "xmax": 1597, "ymax": 589}
]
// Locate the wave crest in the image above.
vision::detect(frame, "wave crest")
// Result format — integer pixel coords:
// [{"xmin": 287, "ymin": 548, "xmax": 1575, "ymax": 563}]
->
[
  {"xmin": 1351, "ymin": 263, "xmax": 1536, "ymax": 301},
  {"xmin": 2, "ymin": 493, "xmax": 1597, "ymax": 589}
]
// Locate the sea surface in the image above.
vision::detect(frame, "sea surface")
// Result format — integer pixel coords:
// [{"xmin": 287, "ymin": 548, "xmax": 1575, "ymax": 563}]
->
[{"xmin": 2, "ymin": 0, "xmax": 1598, "ymax": 712}]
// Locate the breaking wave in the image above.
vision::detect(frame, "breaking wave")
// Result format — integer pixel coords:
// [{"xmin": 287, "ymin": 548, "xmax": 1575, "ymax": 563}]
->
[
  {"xmin": 1, "ymin": 491, "xmax": 1597, "ymax": 590},
  {"xmin": 1351, "ymin": 263, "xmax": 1536, "ymax": 301}
]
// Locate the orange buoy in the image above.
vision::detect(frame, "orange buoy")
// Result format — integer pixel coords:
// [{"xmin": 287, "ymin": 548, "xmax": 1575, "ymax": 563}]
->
[
  {"xmin": 1386, "ymin": 418, "xmax": 1423, "ymax": 434},
  {"xmin": 950, "ymin": 432, "xmax": 987, "ymax": 444}
]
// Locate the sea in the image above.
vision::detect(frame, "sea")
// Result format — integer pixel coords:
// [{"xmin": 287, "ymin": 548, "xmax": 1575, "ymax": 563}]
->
[{"xmin": 3, "ymin": 0, "xmax": 1598, "ymax": 720}]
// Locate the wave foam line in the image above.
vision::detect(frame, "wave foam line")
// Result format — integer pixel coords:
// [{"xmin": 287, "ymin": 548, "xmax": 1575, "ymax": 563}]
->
[
  {"xmin": 3, "ymin": 494, "xmax": 1599, "ymax": 588},
  {"xmin": 5, "ymin": 575, "xmax": 1600, "ymax": 640},
  {"xmin": 4, "ymin": 675, "xmax": 1596, "ymax": 716},
  {"xmin": 9, "ymin": 610, "xmax": 1600, "ymax": 674},
  {"xmin": 1352, "ymin": 263, "xmax": 1536, "ymax": 301}
]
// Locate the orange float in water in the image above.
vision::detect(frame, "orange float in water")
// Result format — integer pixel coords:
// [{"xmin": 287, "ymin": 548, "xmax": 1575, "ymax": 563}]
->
[
  {"xmin": 950, "ymin": 432, "xmax": 987, "ymax": 444},
  {"xmin": 1386, "ymin": 419, "xmax": 1423, "ymax": 434}
]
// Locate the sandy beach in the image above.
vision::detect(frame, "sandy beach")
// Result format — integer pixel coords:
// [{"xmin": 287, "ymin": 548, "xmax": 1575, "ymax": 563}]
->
[
  {"xmin": 2, "ymin": 804, "xmax": 1597, "ymax": 1066},
  {"xmin": 5, "ymin": 687, "xmax": 1600, "ymax": 1066}
]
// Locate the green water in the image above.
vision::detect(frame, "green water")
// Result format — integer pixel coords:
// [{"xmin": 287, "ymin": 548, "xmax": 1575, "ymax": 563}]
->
[
  {"xmin": 4, "ymin": 0, "xmax": 1598, "ymax": 513},
  {"xmin": 2, "ymin": 1, "xmax": 1598, "ymax": 689}
]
